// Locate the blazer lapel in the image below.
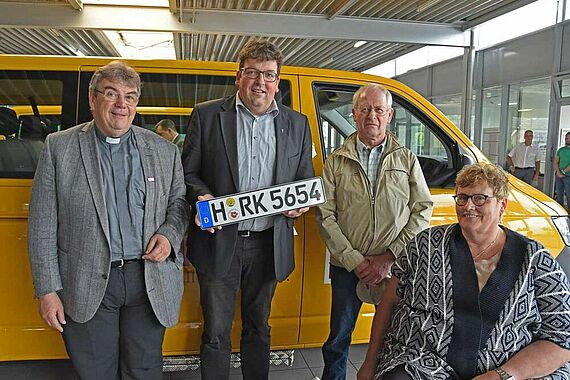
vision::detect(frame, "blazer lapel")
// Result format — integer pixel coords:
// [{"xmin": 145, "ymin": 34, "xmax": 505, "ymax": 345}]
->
[
  {"xmin": 274, "ymin": 111, "xmax": 290, "ymax": 184},
  {"xmin": 220, "ymin": 96, "xmax": 239, "ymax": 190},
  {"xmin": 133, "ymin": 127, "xmax": 156, "ymax": 244},
  {"xmin": 78, "ymin": 121, "xmax": 110, "ymax": 244}
]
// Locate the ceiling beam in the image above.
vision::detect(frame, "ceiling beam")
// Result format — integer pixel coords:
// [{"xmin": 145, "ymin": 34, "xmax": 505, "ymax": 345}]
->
[{"xmin": 0, "ymin": 3, "xmax": 470, "ymax": 47}]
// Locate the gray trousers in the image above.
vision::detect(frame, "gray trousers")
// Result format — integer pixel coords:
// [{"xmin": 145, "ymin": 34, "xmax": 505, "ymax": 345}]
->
[
  {"xmin": 513, "ymin": 167, "xmax": 535, "ymax": 184},
  {"xmin": 197, "ymin": 229, "xmax": 277, "ymax": 380},
  {"xmin": 62, "ymin": 260, "xmax": 165, "ymax": 380}
]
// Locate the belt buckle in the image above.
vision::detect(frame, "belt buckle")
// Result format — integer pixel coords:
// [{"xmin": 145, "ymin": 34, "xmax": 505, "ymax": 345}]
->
[
  {"xmin": 116, "ymin": 259, "xmax": 124, "ymax": 268},
  {"xmin": 240, "ymin": 230, "xmax": 250, "ymax": 237}
]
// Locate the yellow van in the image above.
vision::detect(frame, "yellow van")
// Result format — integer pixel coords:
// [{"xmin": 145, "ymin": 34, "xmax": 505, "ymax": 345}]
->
[{"xmin": 1, "ymin": 55, "xmax": 569, "ymax": 363}]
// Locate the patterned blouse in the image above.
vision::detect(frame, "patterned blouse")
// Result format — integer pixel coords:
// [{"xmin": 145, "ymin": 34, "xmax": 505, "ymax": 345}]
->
[{"xmin": 376, "ymin": 224, "xmax": 570, "ymax": 379}]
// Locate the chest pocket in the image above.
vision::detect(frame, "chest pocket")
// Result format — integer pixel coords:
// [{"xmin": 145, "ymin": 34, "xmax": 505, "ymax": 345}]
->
[{"xmin": 381, "ymin": 169, "xmax": 410, "ymax": 200}]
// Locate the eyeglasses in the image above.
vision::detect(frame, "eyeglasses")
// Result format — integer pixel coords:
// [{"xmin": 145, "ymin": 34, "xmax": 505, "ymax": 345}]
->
[
  {"xmin": 453, "ymin": 193, "xmax": 496, "ymax": 206},
  {"xmin": 240, "ymin": 68, "xmax": 279, "ymax": 82},
  {"xmin": 357, "ymin": 106, "xmax": 391, "ymax": 116},
  {"xmin": 94, "ymin": 88, "xmax": 139, "ymax": 106}
]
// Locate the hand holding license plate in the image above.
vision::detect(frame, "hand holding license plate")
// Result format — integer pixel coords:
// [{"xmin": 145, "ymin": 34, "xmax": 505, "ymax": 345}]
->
[{"xmin": 196, "ymin": 177, "xmax": 326, "ymax": 229}]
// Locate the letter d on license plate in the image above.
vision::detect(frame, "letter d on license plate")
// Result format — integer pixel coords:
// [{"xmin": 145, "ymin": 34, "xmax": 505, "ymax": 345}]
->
[{"xmin": 196, "ymin": 177, "xmax": 326, "ymax": 230}]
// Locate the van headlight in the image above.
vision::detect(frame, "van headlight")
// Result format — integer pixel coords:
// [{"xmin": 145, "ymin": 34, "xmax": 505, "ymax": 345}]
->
[{"xmin": 553, "ymin": 216, "xmax": 570, "ymax": 246}]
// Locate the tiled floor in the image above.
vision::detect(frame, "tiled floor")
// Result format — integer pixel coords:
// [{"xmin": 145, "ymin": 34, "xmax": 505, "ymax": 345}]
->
[{"xmin": 0, "ymin": 344, "xmax": 368, "ymax": 380}]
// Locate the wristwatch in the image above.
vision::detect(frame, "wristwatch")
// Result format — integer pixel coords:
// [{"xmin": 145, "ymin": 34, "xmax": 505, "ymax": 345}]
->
[{"xmin": 495, "ymin": 366, "xmax": 515, "ymax": 380}]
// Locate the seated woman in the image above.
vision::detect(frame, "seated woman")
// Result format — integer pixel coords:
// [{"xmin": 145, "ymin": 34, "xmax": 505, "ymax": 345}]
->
[{"xmin": 358, "ymin": 163, "xmax": 570, "ymax": 380}]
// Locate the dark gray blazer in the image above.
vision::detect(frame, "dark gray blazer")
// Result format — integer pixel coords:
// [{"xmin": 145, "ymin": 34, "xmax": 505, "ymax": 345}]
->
[
  {"xmin": 183, "ymin": 95, "xmax": 314, "ymax": 281},
  {"xmin": 28, "ymin": 121, "xmax": 189, "ymax": 327}
]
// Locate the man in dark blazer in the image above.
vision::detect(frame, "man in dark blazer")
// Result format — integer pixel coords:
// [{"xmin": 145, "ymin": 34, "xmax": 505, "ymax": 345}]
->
[
  {"xmin": 28, "ymin": 61, "xmax": 189, "ymax": 379},
  {"xmin": 183, "ymin": 40, "xmax": 315, "ymax": 380}
]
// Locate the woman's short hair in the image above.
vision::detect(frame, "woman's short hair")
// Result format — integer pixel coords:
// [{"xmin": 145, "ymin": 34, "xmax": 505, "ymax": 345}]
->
[
  {"xmin": 89, "ymin": 60, "xmax": 141, "ymax": 95},
  {"xmin": 456, "ymin": 163, "xmax": 509, "ymax": 200}
]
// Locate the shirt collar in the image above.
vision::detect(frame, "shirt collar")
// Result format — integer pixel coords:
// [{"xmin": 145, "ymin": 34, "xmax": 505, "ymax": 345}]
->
[
  {"xmin": 170, "ymin": 132, "xmax": 180, "ymax": 143},
  {"xmin": 235, "ymin": 92, "xmax": 279, "ymax": 118},
  {"xmin": 356, "ymin": 135, "xmax": 386, "ymax": 155}
]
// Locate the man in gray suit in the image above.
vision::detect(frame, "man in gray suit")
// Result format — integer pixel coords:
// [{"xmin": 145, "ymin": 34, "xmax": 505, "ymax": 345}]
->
[
  {"xmin": 28, "ymin": 61, "xmax": 189, "ymax": 379},
  {"xmin": 183, "ymin": 40, "xmax": 315, "ymax": 380}
]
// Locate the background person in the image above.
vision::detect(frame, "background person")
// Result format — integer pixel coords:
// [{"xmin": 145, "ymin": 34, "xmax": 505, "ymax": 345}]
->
[
  {"xmin": 27, "ymin": 61, "xmax": 189, "ymax": 380},
  {"xmin": 182, "ymin": 39, "xmax": 314, "ymax": 380},
  {"xmin": 506, "ymin": 129, "xmax": 540, "ymax": 185},
  {"xmin": 358, "ymin": 163, "xmax": 570, "ymax": 380},
  {"xmin": 555, "ymin": 131, "xmax": 570, "ymax": 211},
  {"xmin": 155, "ymin": 118, "xmax": 184, "ymax": 153},
  {"xmin": 317, "ymin": 83, "xmax": 432, "ymax": 380}
]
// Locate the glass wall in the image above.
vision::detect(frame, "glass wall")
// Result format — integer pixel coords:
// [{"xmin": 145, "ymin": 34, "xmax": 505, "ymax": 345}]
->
[
  {"xmin": 480, "ymin": 86, "xmax": 502, "ymax": 164},
  {"xmin": 506, "ymin": 79, "xmax": 550, "ymax": 180}
]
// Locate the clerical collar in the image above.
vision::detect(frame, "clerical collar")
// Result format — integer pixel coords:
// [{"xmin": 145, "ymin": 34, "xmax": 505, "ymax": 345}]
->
[{"xmin": 94, "ymin": 125, "xmax": 132, "ymax": 145}]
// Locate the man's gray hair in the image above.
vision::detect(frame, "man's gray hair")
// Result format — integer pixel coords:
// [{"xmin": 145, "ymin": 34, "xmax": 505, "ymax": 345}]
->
[
  {"xmin": 89, "ymin": 60, "xmax": 141, "ymax": 96},
  {"xmin": 352, "ymin": 83, "xmax": 392, "ymax": 109}
]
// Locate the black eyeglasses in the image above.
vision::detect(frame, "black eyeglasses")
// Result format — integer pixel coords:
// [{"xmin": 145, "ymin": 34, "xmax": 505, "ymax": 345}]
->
[
  {"xmin": 240, "ymin": 68, "xmax": 279, "ymax": 82},
  {"xmin": 453, "ymin": 193, "xmax": 496, "ymax": 206},
  {"xmin": 94, "ymin": 88, "xmax": 139, "ymax": 105}
]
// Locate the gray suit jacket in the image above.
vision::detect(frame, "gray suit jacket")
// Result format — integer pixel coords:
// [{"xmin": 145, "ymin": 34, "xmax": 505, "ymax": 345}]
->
[
  {"xmin": 183, "ymin": 95, "xmax": 315, "ymax": 281},
  {"xmin": 28, "ymin": 121, "xmax": 189, "ymax": 327}
]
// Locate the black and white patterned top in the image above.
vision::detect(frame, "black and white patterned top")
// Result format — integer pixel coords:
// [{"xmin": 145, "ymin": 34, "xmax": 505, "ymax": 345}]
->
[{"xmin": 376, "ymin": 224, "xmax": 570, "ymax": 380}]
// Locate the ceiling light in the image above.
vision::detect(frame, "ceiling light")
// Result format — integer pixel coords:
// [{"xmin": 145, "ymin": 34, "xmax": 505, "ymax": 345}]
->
[
  {"xmin": 518, "ymin": 108, "xmax": 533, "ymax": 112},
  {"xmin": 353, "ymin": 40, "xmax": 367, "ymax": 48}
]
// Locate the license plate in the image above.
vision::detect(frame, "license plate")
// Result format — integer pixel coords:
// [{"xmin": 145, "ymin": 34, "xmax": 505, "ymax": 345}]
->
[{"xmin": 196, "ymin": 177, "xmax": 326, "ymax": 229}]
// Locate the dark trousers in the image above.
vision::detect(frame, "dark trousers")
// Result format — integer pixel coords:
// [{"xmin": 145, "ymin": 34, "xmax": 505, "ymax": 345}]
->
[
  {"xmin": 197, "ymin": 229, "xmax": 277, "ymax": 380},
  {"xmin": 381, "ymin": 365, "xmax": 413, "ymax": 380},
  {"xmin": 321, "ymin": 265, "xmax": 362, "ymax": 380},
  {"xmin": 556, "ymin": 175, "xmax": 570, "ymax": 210},
  {"xmin": 62, "ymin": 260, "xmax": 165, "ymax": 380}
]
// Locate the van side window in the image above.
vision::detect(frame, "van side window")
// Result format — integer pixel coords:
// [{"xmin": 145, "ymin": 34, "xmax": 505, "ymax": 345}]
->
[
  {"xmin": 78, "ymin": 72, "xmax": 291, "ymax": 135},
  {"xmin": 314, "ymin": 84, "xmax": 458, "ymax": 188},
  {"xmin": 0, "ymin": 71, "xmax": 77, "ymax": 178}
]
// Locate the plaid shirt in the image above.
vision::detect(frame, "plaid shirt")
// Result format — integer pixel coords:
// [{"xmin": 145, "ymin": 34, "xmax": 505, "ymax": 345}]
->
[{"xmin": 356, "ymin": 137, "xmax": 385, "ymax": 191}]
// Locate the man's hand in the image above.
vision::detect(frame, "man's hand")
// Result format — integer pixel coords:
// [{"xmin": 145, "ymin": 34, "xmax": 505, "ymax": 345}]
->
[
  {"xmin": 353, "ymin": 260, "xmax": 370, "ymax": 280},
  {"xmin": 359, "ymin": 252, "xmax": 395, "ymax": 286},
  {"xmin": 39, "ymin": 292, "xmax": 65, "ymax": 332},
  {"xmin": 282, "ymin": 207, "xmax": 309, "ymax": 218},
  {"xmin": 143, "ymin": 234, "xmax": 171, "ymax": 262},
  {"xmin": 557, "ymin": 171, "xmax": 566, "ymax": 178},
  {"xmin": 195, "ymin": 194, "xmax": 222, "ymax": 233}
]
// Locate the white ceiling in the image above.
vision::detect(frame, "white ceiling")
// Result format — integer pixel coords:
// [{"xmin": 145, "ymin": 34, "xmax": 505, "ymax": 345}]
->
[{"xmin": 0, "ymin": 0, "xmax": 537, "ymax": 71}]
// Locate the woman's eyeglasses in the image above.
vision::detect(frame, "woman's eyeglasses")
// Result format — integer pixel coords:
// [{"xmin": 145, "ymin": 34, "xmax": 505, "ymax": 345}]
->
[{"xmin": 453, "ymin": 193, "xmax": 496, "ymax": 206}]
